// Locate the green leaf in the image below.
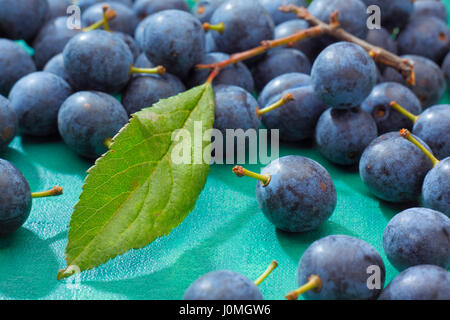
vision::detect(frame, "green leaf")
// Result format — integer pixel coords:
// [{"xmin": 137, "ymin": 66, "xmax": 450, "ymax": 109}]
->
[{"xmin": 58, "ymin": 84, "xmax": 215, "ymax": 279}]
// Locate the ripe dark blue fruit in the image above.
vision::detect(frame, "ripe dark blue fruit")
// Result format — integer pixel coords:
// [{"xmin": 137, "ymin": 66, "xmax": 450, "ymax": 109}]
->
[
  {"xmin": 141, "ymin": 10, "xmax": 205, "ymax": 79},
  {"xmin": 193, "ymin": 0, "xmax": 226, "ymax": 23},
  {"xmin": 383, "ymin": 55, "xmax": 446, "ymax": 108},
  {"xmin": 442, "ymin": 51, "xmax": 450, "ymax": 84},
  {"xmin": 359, "ymin": 131, "xmax": 433, "ymax": 202},
  {"xmin": 205, "ymin": 32, "xmax": 217, "ymax": 52},
  {"xmin": 0, "ymin": 39, "xmax": 36, "ymax": 96},
  {"xmin": 213, "ymin": 85, "xmax": 260, "ymax": 136},
  {"xmin": 210, "ymin": 0, "xmax": 275, "ymax": 54},
  {"xmin": 383, "ymin": 207, "xmax": 450, "ymax": 270},
  {"xmin": 315, "ymin": 107, "xmax": 378, "ymax": 166},
  {"xmin": 0, "ymin": 159, "xmax": 31, "ymax": 238},
  {"xmin": 259, "ymin": 0, "xmax": 307, "ymax": 25},
  {"xmin": 133, "ymin": 0, "xmax": 190, "ymax": 19},
  {"xmin": 32, "ymin": 17, "xmax": 80, "ymax": 69},
  {"xmin": 63, "ymin": 30, "xmax": 140, "ymax": 93},
  {"xmin": 0, "ymin": 0, "xmax": 49, "ymax": 42},
  {"xmin": 365, "ymin": 28, "xmax": 398, "ymax": 55},
  {"xmin": 312, "ymin": 42, "xmax": 377, "ymax": 109},
  {"xmin": 309, "ymin": 0, "xmax": 368, "ymax": 39},
  {"xmin": 8, "ymin": 72, "xmax": 72, "ymax": 137},
  {"xmin": 58, "ymin": 91, "xmax": 128, "ymax": 159},
  {"xmin": 122, "ymin": 73, "xmax": 186, "ymax": 115},
  {"xmin": 47, "ymin": 0, "xmax": 73, "ymax": 20},
  {"xmin": 258, "ymin": 72, "xmax": 312, "ymax": 107},
  {"xmin": 113, "ymin": 32, "xmax": 141, "ymax": 61},
  {"xmin": 77, "ymin": 0, "xmax": 133, "ymax": 11},
  {"xmin": 0, "ymin": 95, "xmax": 18, "ymax": 152},
  {"xmin": 361, "ymin": 0, "xmax": 413, "ymax": 30},
  {"xmin": 252, "ymin": 48, "xmax": 311, "ymax": 91},
  {"xmin": 82, "ymin": 2, "xmax": 139, "ymax": 36},
  {"xmin": 361, "ymin": 82, "xmax": 422, "ymax": 134},
  {"xmin": 188, "ymin": 52, "xmax": 254, "ymax": 92},
  {"xmin": 43, "ymin": 54, "xmax": 74, "ymax": 88},
  {"xmin": 397, "ymin": 17, "xmax": 450, "ymax": 63},
  {"xmin": 287, "ymin": 235, "xmax": 385, "ymax": 300},
  {"xmin": 274, "ymin": 19, "xmax": 321, "ymax": 62},
  {"xmin": 260, "ymin": 86, "xmax": 327, "ymax": 141},
  {"xmin": 235, "ymin": 156, "xmax": 336, "ymax": 232},
  {"xmin": 423, "ymin": 158, "xmax": 450, "ymax": 216},
  {"xmin": 183, "ymin": 261, "xmax": 277, "ymax": 300},
  {"xmin": 379, "ymin": 265, "xmax": 450, "ymax": 300},
  {"xmin": 411, "ymin": 0, "xmax": 448, "ymax": 22}
]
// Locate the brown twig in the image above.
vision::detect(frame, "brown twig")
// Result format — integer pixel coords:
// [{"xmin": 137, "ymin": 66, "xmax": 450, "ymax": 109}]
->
[{"xmin": 196, "ymin": 6, "xmax": 415, "ymax": 85}]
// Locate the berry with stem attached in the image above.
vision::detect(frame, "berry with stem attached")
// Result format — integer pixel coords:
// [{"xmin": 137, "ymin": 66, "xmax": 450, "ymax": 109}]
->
[
  {"xmin": 258, "ymin": 73, "xmax": 312, "ymax": 107},
  {"xmin": 183, "ymin": 260, "xmax": 278, "ymax": 300},
  {"xmin": 0, "ymin": 159, "xmax": 63, "ymax": 238},
  {"xmin": 233, "ymin": 156, "xmax": 337, "ymax": 233},
  {"xmin": 400, "ymin": 129, "xmax": 450, "ymax": 216},
  {"xmin": 390, "ymin": 102, "xmax": 450, "ymax": 159},
  {"xmin": 286, "ymin": 235, "xmax": 385, "ymax": 300}
]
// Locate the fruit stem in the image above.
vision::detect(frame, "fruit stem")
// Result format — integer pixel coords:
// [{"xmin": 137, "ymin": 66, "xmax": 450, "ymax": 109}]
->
[
  {"xmin": 285, "ymin": 275, "xmax": 322, "ymax": 300},
  {"xmin": 129, "ymin": 65, "xmax": 166, "ymax": 75},
  {"xmin": 32, "ymin": 186, "xmax": 63, "ymax": 198},
  {"xmin": 256, "ymin": 93, "xmax": 294, "ymax": 118},
  {"xmin": 232, "ymin": 166, "xmax": 271, "ymax": 187},
  {"xmin": 104, "ymin": 137, "xmax": 113, "ymax": 149},
  {"xmin": 82, "ymin": 5, "xmax": 116, "ymax": 32},
  {"xmin": 400, "ymin": 129, "xmax": 440, "ymax": 167},
  {"xmin": 390, "ymin": 101, "xmax": 419, "ymax": 123},
  {"xmin": 203, "ymin": 22, "xmax": 225, "ymax": 34},
  {"xmin": 254, "ymin": 260, "xmax": 278, "ymax": 286}
]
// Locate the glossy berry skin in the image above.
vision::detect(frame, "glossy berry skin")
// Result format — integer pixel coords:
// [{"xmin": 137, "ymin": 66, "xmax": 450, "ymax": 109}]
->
[
  {"xmin": 258, "ymin": 72, "xmax": 312, "ymax": 107},
  {"xmin": 253, "ymin": 48, "xmax": 311, "ymax": 91},
  {"xmin": 77, "ymin": 0, "xmax": 133, "ymax": 11},
  {"xmin": 193, "ymin": 0, "xmax": 226, "ymax": 23},
  {"xmin": 361, "ymin": 0, "xmax": 413, "ymax": 30},
  {"xmin": 183, "ymin": 270, "xmax": 263, "ymax": 300},
  {"xmin": 365, "ymin": 28, "xmax": 397, "ymax": 55},
  {"xmin": 0, "ymin": 95, "xmax": 18, "ymax": 152},
  {"xmin": 423, "ymin": 158, "xmax": 450, "ymax": 216},
  {"xmin": 133, "ymin": 0, "xmax": 190, "ymax": 19},
  {"xmin": 384, "ymin": 55, "xmax": 446, "ymax": 109},
  {"xmin": 0, "ymin": 0, "xmax": 49, "ymax": 42},
  {"xmin": 47, "ymin": 0, "xmax": 73, "ymax": 20},
  {"xmin": 122, "ymin": 75, "xmax": 185, "ymax": 116},
  {"xmin": 442, "ymin": 51, "xmax": 450, "ymax": 84},
  {"xmin": 411, "ymin": 0, "xmax": 448, "ymax": 22},
  {"xmin": 32, "ymin": 17, "xmax": 80, "ymax": 69},
  {"xmin": 259, "ymin": 0, "xmax": 307, "ymax": 25},
  {"xmin": 82, "ymin": 2, "xmax": 139, "ymax": 36},
  {"xmin": 379, "ymin": 265, "xmax": 450, "ymax": 300},
  {"xmin": 0, "ymin": 159, "xmax": 31, "ymax": 238},
  {"xmin": 397, "ymin": 17, "xmax": 450, "ymax": 63},
  {"xmin": 312, "ymin": 42, "xmax": 377, "ymax": 109},
  {"xmin": 309, "ymin": 0, "xmax": 368, "ymax": 39},
  {"xmin": 213, "ymin": 85, "xmax": 260, "ymax": 135},
  {"xmin": 361, "ymin": 82, "xmax": 422, "ymax": 134},
  {"xmin": 8, "ymin": 72, "xmax": 72, "ymax": 137},
  {"xmin": 58, "ymin": 91, "xmax": 128, "ymax": 159},
  {"xmin": 188, "ymin": 52, "xmax": 254, "ymax": 93},
  {"xmin": 257, "ymin": 156, "xmax": 337, "ymax": 233},
  {"xmin": 315, "ymin": 107, "xmax": 378, "ymax": 166},
  {"xmin": 359, "ymin": 132, "xmax": 434, "ymax": 203},
  {"xmin": 412, "ymin": 104, "xmax": 450, "ymax": 159},
  {"xmin": 262, "ymin": 86, "xmax": 327, "ymax": 142},
  {"xmin": 383, "ymin": 208, "xmax": 450, "ymax": 270},
  {"xmin": 43, "ymin": 54, "xmax": 75, "ymax": 89},
  {"xmin": 0, "ymin": 39, "xmax": 36, "ymax": 96},
  {"xmin": 274, "ymin": 19, "xmax": 320, "ymax": 62},
  {"xmin": 298, "ymin": 235, "xmax": 385, "ymax": 300},
  {"xmin": 141, "ymin": 10, "xmax": 205, "ymax": 79},
  {"xmin": 210, "ymin": 0, "xmax": 275, "ymax": 54},
  {"xmin": 63, "ymin": 30, "xmax": 134, "ymax": 93}
]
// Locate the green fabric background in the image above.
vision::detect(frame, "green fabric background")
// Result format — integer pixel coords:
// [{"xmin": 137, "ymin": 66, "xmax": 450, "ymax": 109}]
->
[{"xmin": 0, "ymin": 0, "xmax": 449, "ymax": 300}]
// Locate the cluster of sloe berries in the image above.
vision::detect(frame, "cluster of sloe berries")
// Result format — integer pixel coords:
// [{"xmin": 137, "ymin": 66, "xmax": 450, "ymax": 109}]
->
[{"xmin": 0, "ymin": 0, "xmax": 449, "ymax": 300}]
